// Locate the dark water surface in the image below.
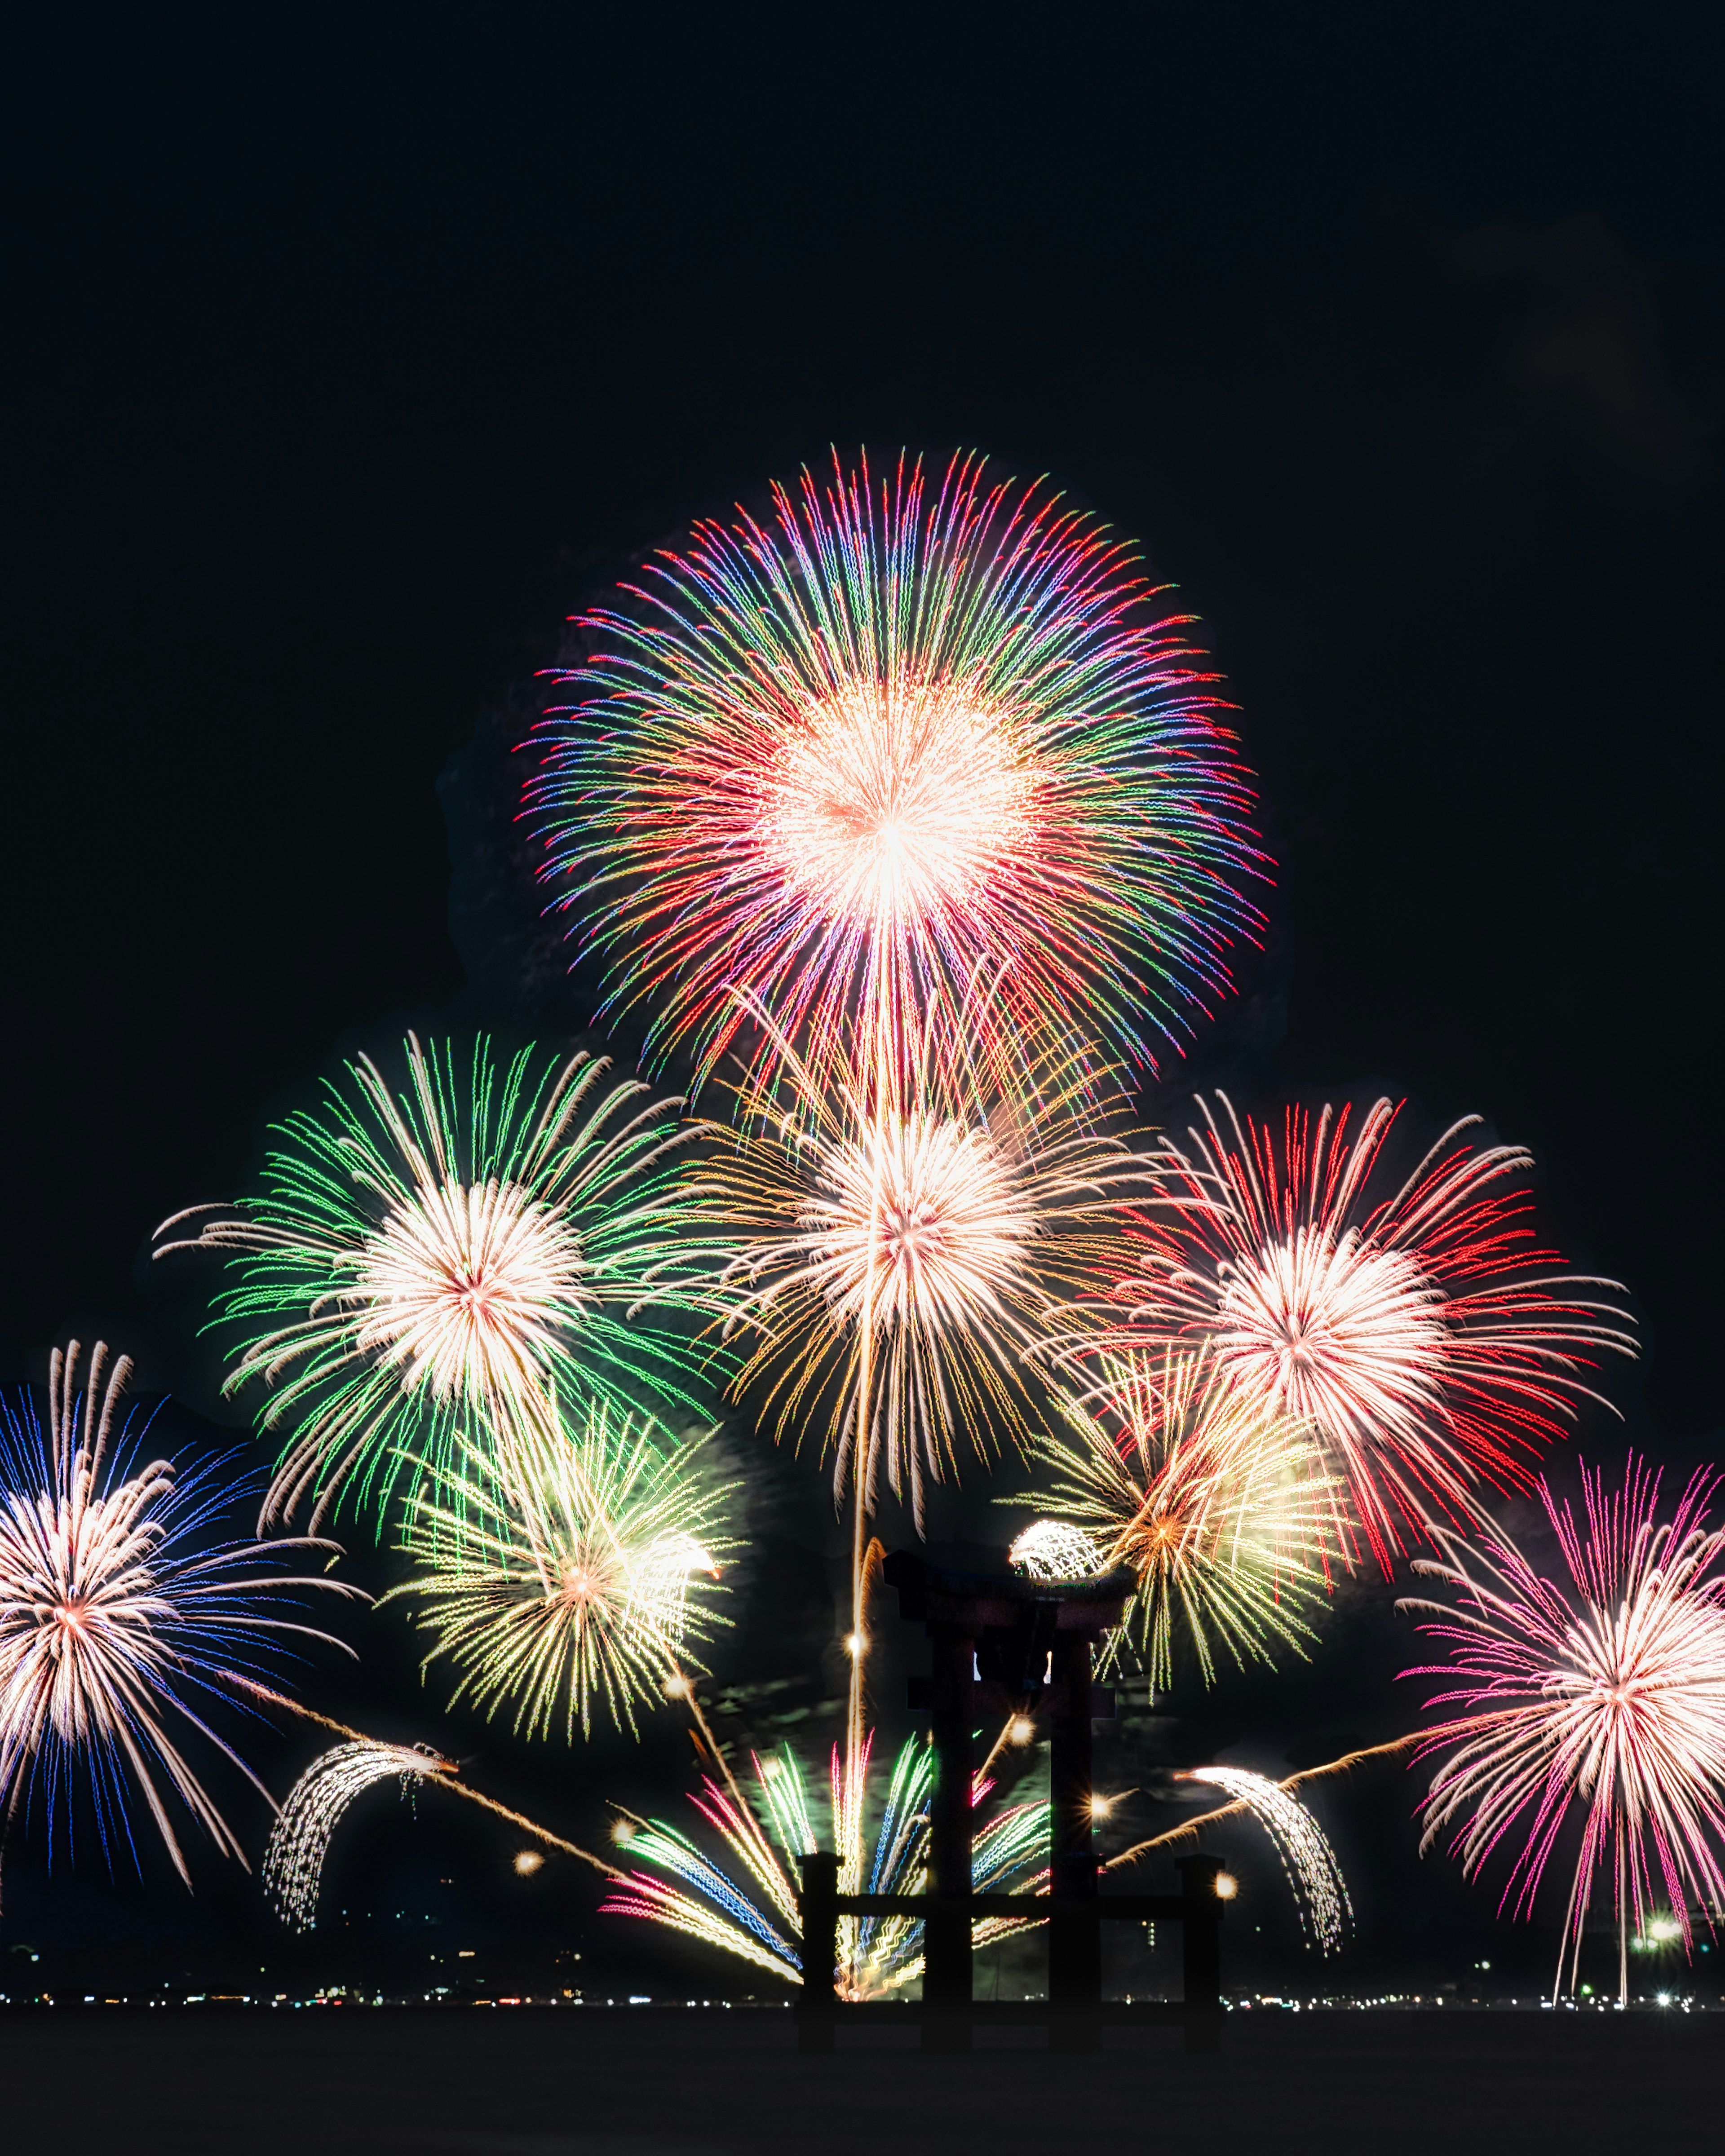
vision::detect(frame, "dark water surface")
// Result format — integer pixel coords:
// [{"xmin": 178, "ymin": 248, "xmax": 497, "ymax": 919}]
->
[{"xmin": 1, "ymin": 2006, "xmax": 1715, "ymax": 2155}]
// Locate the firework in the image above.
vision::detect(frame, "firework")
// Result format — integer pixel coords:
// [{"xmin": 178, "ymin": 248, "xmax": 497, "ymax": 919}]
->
[
  {"xmin": 603, "ymin": 1733, "xmax": 1048, "ymax": 1996},
  {"xmin": 1402, "ymin": 1457, "xmax": 1725, "ymax": 2003},
  {"xmin": 155, "ymin": 1032, "xmax": 710, "ymax": 1531},
  {"xmin": 527, "ymin": 448, "xmax": 1267, "ymax": 1096},
  {"xmin": 1116, "ymin": 1094, "xmax": 1637, "ymax": 1567},
  {"xmin": 261, "ymin": 1720, "xmax": 623, "ymax": 1930},
  {"xmin": 390, "ymin": 1401, "xmax": 734, "ymax": 1741},
  {"xmin": 1017, "ymin": 1349, "xmax": 1334, "ymax": 1690},
  {"xmin": 1182, "ymin": 1766, "xmax": 1352, "ymax": 1953},
  {"xmin": 690, "ymin": 1029, "xmax": 1160, "ymax": 1528},
  {"xmin": 1008, "ymin": 1519, "xmax": 1109, "ymax": 1582},
  {"xmin": 263, "ymin": 1737, "xmax": 449, "ymax": 1929},
  {"xmin": 0, "ymin": 1343, "xmax": 359, "ymax": 1884}
]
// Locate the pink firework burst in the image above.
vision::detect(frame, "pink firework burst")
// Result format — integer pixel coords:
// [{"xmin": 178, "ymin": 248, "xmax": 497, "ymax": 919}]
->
[
  {"xmin": 1115, "ymin": 1095, "xmax": 1636, "ymax": 1567},
  {"xmin": 526, "ymin": 448, "xmax": 1268, "ymax": 1096},
  {"xmin": 1402, "ymin": 1458, "xmax": 1725, "ymax": 2003}
]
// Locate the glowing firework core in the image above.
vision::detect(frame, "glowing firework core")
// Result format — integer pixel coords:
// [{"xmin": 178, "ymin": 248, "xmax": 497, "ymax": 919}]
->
[
  {"xmin": 1213, "ymin": 1229, "xmax": 1445, "ymax": 1427},
  {"xmin": 759, "ymin": 677, "xmax": 1040, "ymax": 933},
  {"xmin": 10, "ymin": 1472, "xmax": 165, "ymax": 1742},
  {"xmin": 1010, "ymin": 1520, "xmax": 1108, "ymax": 1582},
  {"xmin": 353, "ymin": 1178, "xmax": 589, "ymax": 1405},
  {"xmin": 809, "ymin": 1113, "xmax": 1033, "ymax": 1331}
]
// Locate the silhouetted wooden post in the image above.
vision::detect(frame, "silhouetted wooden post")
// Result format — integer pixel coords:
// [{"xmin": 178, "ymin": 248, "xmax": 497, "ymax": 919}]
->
[
  {"xmin": 1048, "ymin": 1630, "xmax": 1100, "ymax": 2053},
  {"xmin": 1177, "ymin": 1852, "xmax": 1225, "ymax": 2053},
  {"xmin": 923, "ymin": 1626, "xmax": 975, "ymax": 2053},
  {"xmin": 884, "ymin": 1546, "xmax": 1134, "ymax": 2055},
  {"xmin": 796, "ymin": 1851, "xmax": 839, "ymax": 2054}
]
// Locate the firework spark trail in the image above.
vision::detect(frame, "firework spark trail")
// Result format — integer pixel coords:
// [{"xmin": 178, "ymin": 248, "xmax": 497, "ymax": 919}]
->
[
  {"xmin": 389, "ymin": 1403, "xmax": 735, "ymax": 1741},
  {"xmin": 1401, "ymin": 1456, "xmax": 1725, "ymax": 2003},
  {"xmin": 154, "ymin": 1034, "xmax": 712, "ymax": 1532},
  {"xmin": 263, "ymin": 1739, "xmax": 448, "ymax": 1929},
  {"xmin": 1115, "ymin": 1094, "xmax": 1637, "ymax": 1568},
  {"xmin": 602, "ymin": 1735, "xmax": 1048, "ymax": 1995},
  {"xmin": 262, "ymin": 1734, "xmax": 623, "ymax": 1931},
  {"xmin": 1013, "ymin": 1348, "xmax": 1336, "ymax": 1688},
  {"xmin": 1183, "ymin": 1765, "xmax": 1352, "ymax": 1953},
  {"xmin": 0, "ymin": 1343, "xmax": 361, "ymax": 1884},
  {"xmin": 1104, "ymin": 1734, "xmax": 1424, "ymax": 1870},
  {"xmin": 527, "ymin": 446, "xmax": 1268, "ymax": 1099}
]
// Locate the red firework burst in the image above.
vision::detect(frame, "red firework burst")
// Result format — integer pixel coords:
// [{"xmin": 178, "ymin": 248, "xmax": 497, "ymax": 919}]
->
[{"xmin": 1113, "ymin": 1094, "xmax": 1637, "ymax": 1567}]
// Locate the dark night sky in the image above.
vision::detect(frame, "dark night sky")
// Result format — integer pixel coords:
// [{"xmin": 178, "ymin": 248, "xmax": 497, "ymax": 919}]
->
[{"xmin": 1, "ymin": 4, "xmax": 1721, "ymax": 1994}]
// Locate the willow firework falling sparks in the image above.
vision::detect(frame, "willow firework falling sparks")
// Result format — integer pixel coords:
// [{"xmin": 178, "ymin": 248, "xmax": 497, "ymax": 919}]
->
[
  {"xmin": 527, "ymin": 448, "xmax": 1267, "ymax": 1097},
  {"xmin": 603, "ymin": 1734, "xmax": 1048, "ymax": 1995},
  {"xmin": 261, "ymin": 1726, "xmax": 623, "ymax": 1928},
  {"xmin": 1013, "ymin": 1348, "xmax": 1334, "ymax": 1690},
  {"xmin": 155, "ymin": 1033, "xmax": 710, "ymax": 1531},
  {"xmin": 1115, "ymin": 1095, "xmax": 1637, "ymax": 1568},
  {"xmin": 0, "ymin": 1343, "xmax": 359, "ymax": 1883},
  {"xmin": 1183, "ymin": 1766, "xmax": 1352, "ymax": 1953},
  {"xmin": 264, "ymin": 1738, "xmax": 450, "ymax": 1929},
  {"xmin": 1402, "ymin": 1457, "xmax": 1725, "ymax": 2004},
  {"xmin": 391, "ymin": 1403, "xmax": 734, "ymax": 1741},
  {"xmin": 690, "ymin": 1025, "xmax": 1161, "ymax": 1528}
]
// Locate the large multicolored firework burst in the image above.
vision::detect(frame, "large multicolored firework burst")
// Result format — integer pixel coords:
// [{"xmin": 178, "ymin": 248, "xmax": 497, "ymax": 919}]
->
[
  {"xmin": 527, "ymin": 449, "xmax": 1267, "ymax": 1096},
  {"xmin": 1114, "ymin": 1095, "xmax": 1637, "ymax": 1566},
  {"xmin": 0, "ymin": 1343, "xmax": 359, "ymax": 1883},
  {"xmin": 1011, "ymin": 1347, "xmax": 1335, "ymax": 1690},
  {"xmin": 155, "ymin": 1033, "xmax": 710, "ymax": 1531},
  {"xmin": 391, "ymin": 1402, "xmax": 734, "ymax": 1741},
  {"xmin": 603, "ymin": 1732, "xmax": 1047, "ymax": 1996},
  {"xmin": 1402, "ymin": 1457, "xmax": 1725, "ymax": 2003}
]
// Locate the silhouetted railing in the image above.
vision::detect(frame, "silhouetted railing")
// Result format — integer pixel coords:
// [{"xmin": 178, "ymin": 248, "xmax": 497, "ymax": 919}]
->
[{"xmin": 794, "ymin": 1850, "xmax": 1227, "ymax": 2054}]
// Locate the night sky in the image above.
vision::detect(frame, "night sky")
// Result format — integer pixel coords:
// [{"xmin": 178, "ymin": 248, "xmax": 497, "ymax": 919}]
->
[{"xmin": 2, "ymin": 4, "xmax": 1720, "ymax": 2002}]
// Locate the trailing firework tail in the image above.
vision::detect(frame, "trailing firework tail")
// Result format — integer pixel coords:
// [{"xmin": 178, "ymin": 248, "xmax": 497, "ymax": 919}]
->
[
  {"xmin": 262, "ymin": 1728, "xmax": 624, "ymax": 1931},
  {"xmin": 0, "ymin": 1343, "xmax": 362, "ymax": 1886},
  {"xmin": 263, "ymin": 1739, "xmax": 447, "ymax": 1929},
  {"xmin": 386, "ymin": 1401, "xmax": 735, "ymax": 1743},
  {"xmin": 1401, "ymin": 1456, "xmax": 1725, "ymax": 2005},
  {"xmin": 1105, "ymin": 1732, "xmax": 1423, "ymax": 1871},
  {"xmin": 154, "ymin": 1033, "xmax": 717, "ymax": 1534},
  {"xmin": 1182, "ymin": 1766, "xmax": 1352, "ymax": 1953},
  {"xmin": 602, "ymin": 1733, "xmax": 1048, "ymax": 1997},
  {"xmin": 526, "ymin": 446, "xmax": 1269, "ymax": 1106},
  {"xmin": 1112, "ymin": 1094, "xmax": 1638, "ymax": 1569},
  {"xmin": 1010, "ymin": 1348, "xmax": 1336, "ymax": 1689}
]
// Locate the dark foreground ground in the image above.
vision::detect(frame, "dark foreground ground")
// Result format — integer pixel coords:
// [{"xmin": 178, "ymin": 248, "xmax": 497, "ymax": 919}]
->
[{"xmin": 2, "ymin": 2007, "xmax": 1720, "ymax": 2156}]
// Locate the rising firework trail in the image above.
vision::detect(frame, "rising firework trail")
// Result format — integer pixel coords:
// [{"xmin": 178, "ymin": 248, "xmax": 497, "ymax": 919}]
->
[
  {"xmin": 0, "ymin": 1343, "xmax": 360, "ymax": 1884},
  {"xmin": 527, "ymin": 447, "xmax": 1267, "ymax": 1100},
  {"xmin": 1183, "ymin": 1765, "xmax": 1353, "ymax": 1953},
  {"xmin": 1402, "ymin": 1457, "xmax": 1725, "ymax": 2004},
  {"xmin": 390, "ymin": 1401, "xmax": 734, "ymax": 1741},
  {"xmin": 1013, "ymin": 1347, "xmax": 1335, "ymax": 1689},
  {"xmin": 1115, "ymin": 1094, "xmax": 1637, "ymax": 1567},
  {"xmin": 154, "ymin": 1033, "xmax": 711, "ymax": 1531}
]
